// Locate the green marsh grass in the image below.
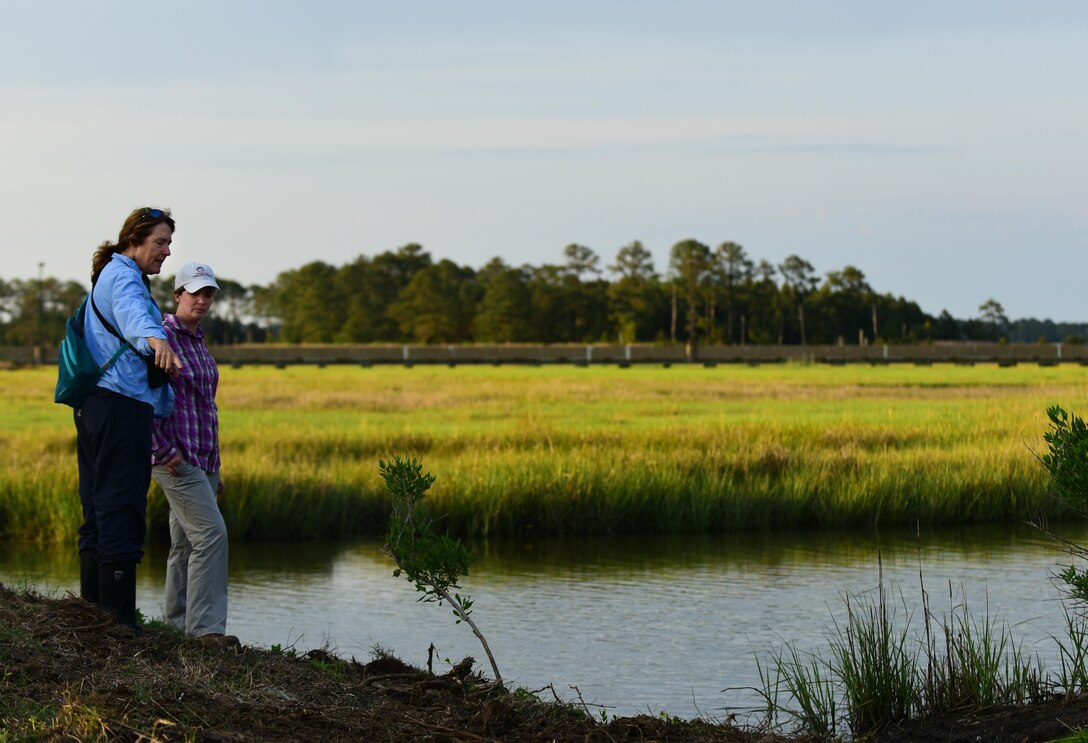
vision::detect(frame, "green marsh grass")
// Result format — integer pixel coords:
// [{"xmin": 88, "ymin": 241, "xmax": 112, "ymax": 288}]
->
[
  {"xmin": 1, "ymin": 362, "xmax": 1081, "ymax": 542},
  {"xmin": 1054, "ymin": 598, "xmax": 1088, "ymax": 695},
  {"xmin": 829, "ymin": 580, "xmax": 919, "ymax": 734},
  {"xmin": 762, "ymin": 577, "xmax": 1057, "ymax": 738}
]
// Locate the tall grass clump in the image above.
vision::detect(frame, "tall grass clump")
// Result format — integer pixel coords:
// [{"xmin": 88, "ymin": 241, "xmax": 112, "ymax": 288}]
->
[
  {"xmin": 761, "ymin": 571, "xmax": 1054, "ymax": 738},
  {"xmin": 757, "ymin": 643, "xmax": 839, "ymax": 738},
  {"xmin": 828, "ymin": 578, "xmax": 919, "ymax": 734},
  {"xmin": 1052, "ymin": 597, "xmax": 1088, "ymax": 697},
  {"xmin": 919, "ymin": 583, "xmax": 1044, "ymax": 713}
]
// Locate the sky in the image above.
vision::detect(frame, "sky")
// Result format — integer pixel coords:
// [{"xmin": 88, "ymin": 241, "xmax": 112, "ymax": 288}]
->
[{"xmin": 1, "ymin": 1, "xmax": 1085, "ymax": 321}]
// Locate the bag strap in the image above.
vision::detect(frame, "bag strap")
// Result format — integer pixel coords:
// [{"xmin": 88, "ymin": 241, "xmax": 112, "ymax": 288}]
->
[
  {"xmin": 101, "ymin": 337, "xmax": 130, "ymax": 371},
  {"xmin": 72, "ymin": 295, "xmax": 128, "ymax": 373},
  {"xmin": 89, "ymin": 283, "xmax": 138, "ymax": 354}
]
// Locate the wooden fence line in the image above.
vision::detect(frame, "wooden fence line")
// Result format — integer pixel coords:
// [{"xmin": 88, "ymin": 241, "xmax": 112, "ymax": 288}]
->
[{"xmin": 5, "ymin": 342, "xmax": 1087, "ymax": 368}]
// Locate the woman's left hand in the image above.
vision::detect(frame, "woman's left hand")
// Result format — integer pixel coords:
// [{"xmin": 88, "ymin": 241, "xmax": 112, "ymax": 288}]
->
[{"xmin": 160, "ymin": 452, "xmax": 183, "ymax": 477}]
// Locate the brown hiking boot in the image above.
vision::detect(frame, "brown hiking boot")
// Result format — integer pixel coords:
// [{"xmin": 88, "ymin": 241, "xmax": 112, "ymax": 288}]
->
[{"xmin": 195, "ymin": 633, "xmax": 241, "ymax": 648}]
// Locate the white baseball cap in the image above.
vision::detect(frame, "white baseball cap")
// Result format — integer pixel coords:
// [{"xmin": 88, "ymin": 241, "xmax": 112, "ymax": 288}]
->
[{"xmin": 175, "ymin": 262, "xmax": 220, "ymax": 292}]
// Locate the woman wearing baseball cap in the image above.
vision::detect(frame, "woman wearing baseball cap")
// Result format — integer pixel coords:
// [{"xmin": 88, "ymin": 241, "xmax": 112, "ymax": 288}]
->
[{"xmin": 151, "ymin": 261, "xmax": 237, "ymax": 645}]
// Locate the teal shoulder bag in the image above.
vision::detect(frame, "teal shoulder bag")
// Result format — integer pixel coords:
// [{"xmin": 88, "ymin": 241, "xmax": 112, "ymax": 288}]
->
[{"xmin": 54, "ymin": 288, "xmax": 128, "ymax": 408}]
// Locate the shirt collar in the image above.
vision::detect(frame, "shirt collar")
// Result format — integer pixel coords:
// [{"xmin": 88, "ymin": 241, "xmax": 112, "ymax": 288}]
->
[
  {"xmin": 110, "ymin": 253, "xmax": 152, "ymax": 289},
  {"xmin": 165, "ymin": 312, "xmax": 205, "ymax": 340}
]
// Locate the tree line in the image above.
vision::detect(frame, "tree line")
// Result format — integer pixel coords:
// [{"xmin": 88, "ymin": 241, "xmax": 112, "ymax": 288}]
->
[{"xmin": 2, "ymin": 240, "xmax": 1086, "ymax": 347}]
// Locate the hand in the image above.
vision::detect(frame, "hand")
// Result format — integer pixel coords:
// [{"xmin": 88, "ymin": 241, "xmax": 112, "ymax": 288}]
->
[
  {"xmin": 217, "ymin": 476, "xmax": 225, "ymax": 497},
  {"xmin": 147, "ymin": 337, "xmax": 183, "ymax": 376},
  {"xmin": 161, "ymin": 453, "xmax": 183, "ymax": 477}
]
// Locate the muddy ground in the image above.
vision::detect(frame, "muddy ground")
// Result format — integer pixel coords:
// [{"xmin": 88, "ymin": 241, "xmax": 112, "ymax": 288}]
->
[{"xmin": 2, "ymin": 583, "xmax": 1088, "ymax": 742}]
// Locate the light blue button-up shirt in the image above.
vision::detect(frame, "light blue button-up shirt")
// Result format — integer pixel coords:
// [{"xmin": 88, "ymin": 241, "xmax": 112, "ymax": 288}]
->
[{"xmin": 83, "ymin": 254, "xmax": 175, "ymax": 417}]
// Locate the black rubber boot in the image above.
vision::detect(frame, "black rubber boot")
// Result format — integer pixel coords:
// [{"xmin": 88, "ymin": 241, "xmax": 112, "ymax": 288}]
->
[
  {"xmin": 79, "ymin": 549, "xmax": 99, "ymax": 603},
  {"xmin": 98, "ymin": 561, "xmax": 141, "ymax": 634}
]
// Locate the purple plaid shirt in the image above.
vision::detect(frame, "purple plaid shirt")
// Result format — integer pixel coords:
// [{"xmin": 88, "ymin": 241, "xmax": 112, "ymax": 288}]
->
[{"xmin": 151, "ymin": 314, "xmax": 220, "ymax": 471}]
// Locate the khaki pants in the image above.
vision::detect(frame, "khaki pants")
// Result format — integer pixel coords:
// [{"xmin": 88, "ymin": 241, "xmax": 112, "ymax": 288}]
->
[{"xmin": 152, "ymin": 462, "xmax": 227, "ymax": 637}]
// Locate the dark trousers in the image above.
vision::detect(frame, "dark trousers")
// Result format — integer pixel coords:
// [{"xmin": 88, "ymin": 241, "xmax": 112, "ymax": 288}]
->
[{"xmin": 75, "ymin": 387, "xmax": 152, "ymax": 564}]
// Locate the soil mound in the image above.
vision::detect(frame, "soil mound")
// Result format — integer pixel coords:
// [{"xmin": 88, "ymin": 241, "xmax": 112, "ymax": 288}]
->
[
  {"xmin": 0, "ymin": 583, "xmax": 790, "ymax": 741},
  {"xmin": 6, "ymin": 582, "xmax": 1088, "ymax": 741}
]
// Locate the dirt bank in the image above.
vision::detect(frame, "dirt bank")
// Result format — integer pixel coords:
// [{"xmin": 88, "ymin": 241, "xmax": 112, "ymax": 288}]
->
[
  {"xmin": 0, "ymin": 583, "xmax": 800, "ymax": 742},
  {"xmin": 5, "ymin": 582, "xmax": 1088, "ymax": 742}
]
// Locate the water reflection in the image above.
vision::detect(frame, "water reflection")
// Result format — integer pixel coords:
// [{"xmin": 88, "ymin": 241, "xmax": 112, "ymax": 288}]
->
[{"xmin": 2, "ymin": 523, "xmax": 1083, "ymax": 719}]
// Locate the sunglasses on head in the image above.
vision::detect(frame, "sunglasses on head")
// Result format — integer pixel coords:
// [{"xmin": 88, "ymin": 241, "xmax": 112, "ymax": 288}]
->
[{"xmin": 127, "ymin": 208, "xmax": 169, "ymax": 242}]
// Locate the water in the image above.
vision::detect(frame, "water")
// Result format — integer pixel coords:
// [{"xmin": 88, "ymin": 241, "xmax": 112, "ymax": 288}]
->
[{"xmin": 2, "ymin": 523, "xmax": 1083, "ymax": 720}]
